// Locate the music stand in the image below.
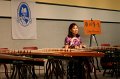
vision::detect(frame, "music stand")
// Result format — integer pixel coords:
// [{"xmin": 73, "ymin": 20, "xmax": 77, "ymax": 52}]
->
[
  {"xmin": 89, "ymin": 34, "xmax": 98, "ymax": 47},
  {"xmin": 84, "ymin": 19, "xmax": 101, "ymax": 72}
]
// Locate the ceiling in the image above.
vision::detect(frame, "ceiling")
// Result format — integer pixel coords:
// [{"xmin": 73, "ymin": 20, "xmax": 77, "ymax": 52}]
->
[
  {"xmin": 3, "ymin": 0, "xmax": 120, "ymax": 10},
  {"xmin": 34, "ymin": 0, "xmax": 120, "ymax": 10}
]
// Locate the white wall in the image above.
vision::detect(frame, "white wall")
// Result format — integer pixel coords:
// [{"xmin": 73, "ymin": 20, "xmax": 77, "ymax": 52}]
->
[
  {"xmin": 0, "ymin": 1, "xmax": 120, "ymax": 22},
  {"xmin": 35, "ymin": 4, "xmax": 120, "ymax": 22},
  {"xmin": 0, "ymin": 1, "xmax": 120, "ymax": 49}
]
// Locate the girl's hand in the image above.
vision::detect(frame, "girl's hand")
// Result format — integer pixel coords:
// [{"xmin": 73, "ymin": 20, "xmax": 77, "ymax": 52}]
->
[
  {"xmin": 80, "ymin": 44, "xmax": 86, "ymax": 48},
  {"xmin": 75, "ymin": 46, "xmax": 80, "ymax": 49},
  {"xmin": 82, "ymin": 44, "xmax": 86, "ymax": 48}
]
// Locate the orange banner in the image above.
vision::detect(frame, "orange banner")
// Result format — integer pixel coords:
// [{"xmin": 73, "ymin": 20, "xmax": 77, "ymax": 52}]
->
[{"xmin": 84, "ymin": 20, "xmax": 101, "ymax": 35}]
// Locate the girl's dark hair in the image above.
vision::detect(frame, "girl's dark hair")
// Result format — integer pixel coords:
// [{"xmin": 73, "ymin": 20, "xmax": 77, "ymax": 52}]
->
[{"xmin": 68, "ymin": 23, "xmax": 80, "ymax": 37}]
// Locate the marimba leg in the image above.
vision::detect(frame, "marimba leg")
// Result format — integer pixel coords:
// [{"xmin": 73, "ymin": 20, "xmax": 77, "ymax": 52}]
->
[
  {"xmin": 45, "ymin": 59, "xmax": 65, "ymax": 79},
  {"xmin": 4, "ymin": 64, "xmax": 10, "ymax": 79},
  {"xmin": 67, "ymin": 58, "xmax": 86, "ymax": 79}
]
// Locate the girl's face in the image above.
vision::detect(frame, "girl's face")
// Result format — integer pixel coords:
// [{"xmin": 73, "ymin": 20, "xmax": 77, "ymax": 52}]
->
[{"xmin": 70, "ymin": 25, "xmax": 79, "ymax": 36}]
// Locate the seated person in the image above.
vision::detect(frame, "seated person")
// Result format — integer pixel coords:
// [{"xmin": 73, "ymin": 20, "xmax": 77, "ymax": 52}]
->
[
  {"xmin": 64, "ymin": 23, "xmax": 85, "ymax": 49},
  {"xmin": 64, "ymin": 23, "xmax": 90, "ymax": 79}
]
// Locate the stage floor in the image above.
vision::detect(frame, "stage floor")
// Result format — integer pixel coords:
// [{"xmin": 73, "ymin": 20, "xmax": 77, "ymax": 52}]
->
[{"xmin": 0, "ymin": 64, "xmax": 118, "ymax": 79}]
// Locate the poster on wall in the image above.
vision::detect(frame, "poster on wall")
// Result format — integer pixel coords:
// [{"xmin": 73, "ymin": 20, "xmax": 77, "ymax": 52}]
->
[
  {"xmin": 84, "ymin": 20, "xmax": 101, "ymax": 35},
  {"xmin": 11, "ymin": 0, "xmax": 37, "ymax": 39}
]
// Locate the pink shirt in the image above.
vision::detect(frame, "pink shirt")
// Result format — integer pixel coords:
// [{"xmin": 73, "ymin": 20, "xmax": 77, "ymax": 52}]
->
[{"xmin": 64, "ymin": 36, "xmax": 82, "ymax": 48}]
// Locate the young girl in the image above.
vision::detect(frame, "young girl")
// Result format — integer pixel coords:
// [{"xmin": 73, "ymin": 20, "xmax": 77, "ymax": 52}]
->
[
  {"xmin": 64, "ymin": 23, "xmax": 87, "ymax": 79},
  {"xmin": 64, "ymin": 23, "xmax": 85, "ymax": 49}
]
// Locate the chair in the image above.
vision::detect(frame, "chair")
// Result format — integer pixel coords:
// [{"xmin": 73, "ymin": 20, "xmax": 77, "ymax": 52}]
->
[
  {"xmin": 23, "ymin": 46, "xmax": 38, "ymax": 50},
  {"xmin": 23, "ymin": 46, "xmax": 45, "ymax": 78},
  {"xmin": 101, "ymin": 43, "xmax": 110, "ymax": 47}
]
